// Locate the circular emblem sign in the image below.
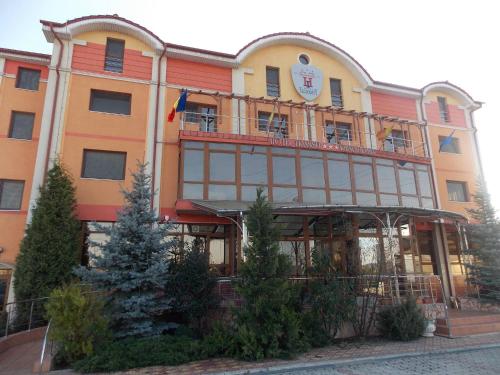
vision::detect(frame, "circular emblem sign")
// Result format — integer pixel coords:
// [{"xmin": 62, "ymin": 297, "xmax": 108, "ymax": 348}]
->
[{"xmin": 291, "ymin": 63, "xmax": 323, "ymax": 101}]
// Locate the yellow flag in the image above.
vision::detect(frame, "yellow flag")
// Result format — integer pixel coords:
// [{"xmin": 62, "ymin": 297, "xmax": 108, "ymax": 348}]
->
[{"xmin": 377, "ymin": 126, "xmax": 393, "ymax": 141}]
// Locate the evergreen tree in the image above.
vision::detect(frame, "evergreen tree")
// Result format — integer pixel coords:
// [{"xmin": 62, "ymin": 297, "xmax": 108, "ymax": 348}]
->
[
  {"xmin": 233, "ymin": 188, "xmax": 303, "ymax": 360},
  {"xmin": 466, "ymin": 179, "xmax": 497, "ymax": 224},
  {"xmin": 14, "ymin": 161, "xmax": 81, "ymax": 325},
  {"xmin": 75, "ymin": 162, "xmax": 173, "ymax": 338}
]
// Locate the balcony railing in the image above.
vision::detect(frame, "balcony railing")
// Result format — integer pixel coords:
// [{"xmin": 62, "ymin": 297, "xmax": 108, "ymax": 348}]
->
[{"xmin": 180, "ymin": 111, "xmax": 429, "ymax": 158}]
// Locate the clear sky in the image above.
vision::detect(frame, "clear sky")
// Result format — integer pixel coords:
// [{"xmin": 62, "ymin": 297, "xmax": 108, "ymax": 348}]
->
[{"xmin": 1, "ymin": 0, "xmax": 498, "ymax": 210}]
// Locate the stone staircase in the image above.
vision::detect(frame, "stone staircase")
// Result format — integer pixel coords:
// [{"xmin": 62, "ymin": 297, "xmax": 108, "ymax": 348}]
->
[{"xmin": 436, "ymin": 310, "xmax": 500, "ymax": 337}]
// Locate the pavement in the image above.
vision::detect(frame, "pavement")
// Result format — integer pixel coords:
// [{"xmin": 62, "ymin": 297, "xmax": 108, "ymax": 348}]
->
[{"xmin": 0, "ymin": 338, "xmax": 42, "ymax": 375}]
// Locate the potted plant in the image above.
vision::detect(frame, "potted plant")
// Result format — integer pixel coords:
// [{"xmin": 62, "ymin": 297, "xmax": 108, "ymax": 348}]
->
[{"xmin": 422, "ymin": 307, "xmax": 437, "ymax": 337}]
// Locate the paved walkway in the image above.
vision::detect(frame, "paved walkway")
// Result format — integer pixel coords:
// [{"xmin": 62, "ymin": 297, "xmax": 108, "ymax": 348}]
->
[
  {"xmin": 0, "ymin": 338, "xmax": 42, "ymax": 375},
  {"xmin": 113, "ymin": 333, "xmax": 500, "ymax": 375}
]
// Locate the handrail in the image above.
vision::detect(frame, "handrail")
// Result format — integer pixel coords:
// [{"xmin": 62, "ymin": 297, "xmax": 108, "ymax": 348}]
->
[{"xmin": 38, "ymin": 320, "xmax": 51, "ymax": 375}]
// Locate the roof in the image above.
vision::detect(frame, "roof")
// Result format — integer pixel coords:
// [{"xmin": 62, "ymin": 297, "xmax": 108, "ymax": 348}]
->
[{"xmin": 189, "ymin": 200, "xmax": 467, "ymax": 222}]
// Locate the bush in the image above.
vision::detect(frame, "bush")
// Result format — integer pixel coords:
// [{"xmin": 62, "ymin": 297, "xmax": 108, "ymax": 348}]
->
[
  {"xmin": 73, "ymin": 335, "xmax": 204, "ymax": 372},
  {"xmin": 45, "ymin": 283, "xmax": 109, "ymax": 364},
  {"xmin": 200, "ymin": 322, "xmax": 235, "ymax": 358},
  {"xmin": 377, "ymin": 298, "xmax": 425, "ymax": 341}
]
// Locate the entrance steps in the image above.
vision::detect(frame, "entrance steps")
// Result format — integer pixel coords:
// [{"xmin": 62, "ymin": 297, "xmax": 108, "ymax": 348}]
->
[{"xmin": 436, "ymin": 310, "xmax": 500, "ymax": 337}]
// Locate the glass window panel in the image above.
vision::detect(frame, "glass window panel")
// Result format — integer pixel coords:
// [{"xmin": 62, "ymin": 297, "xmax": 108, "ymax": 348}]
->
[
  {"xmin": 209, "ymin": 143, "xmax": 236, "ymax": 150},
  {"xmin": 241, "ymin": 145, "xmax": 266, "ymax": 153},
  {"xmin": 9, "ymin": 112, "xmax": 34, "ymax": 140},
  {"xmin": 104, "ymin": 38, "xmax": 125, "ymax": 72},
  {"xmin": 415, "ymin": 163, "xmax": 427, "ymax": 171},
  {"xmin": 376, "ymin": 158, "xmax": 394, "ymax": 166},
  {"xmin": 183, "ymin": 141, "xmax": 204, "ymax": 149},
  {"xmin": 422, "ymin": 198, "xmax": 434, "ymax": 209},
  {"xmin": 380, "ymin": 194, "xmax": 399, "ymax": 206},
  {"xmin": 399, "ymin": 169, "xmax": 417, "ymax": 195},
  {"xmin": 330, "ymin": 190, "xmax": 353, "ymax": 205},
  {"xmin": 327, "ymin": 152, "xmax": 349, "ymax": 160},
  {"xmin": 272, "ymin": 156, "xmax": 296, "ymax": 185},
  {"xmin": 242, "ymin": 186, "xmax": 268, "ymax": 201},
  {"xmin": 82, "ymin": 150, "xmax": 126, "ymax": 180},
  {"xmin": 209, "ymin": 239, "xmax": 225, "ymax": 264},
  {"xmin": 402, "ymin": 196, "xmax": 420, "ymax": 207},
  {"xmin": 330, "ymin": 79, "xmax": 343, "ymax": 107},
  {"xmin": 266, "ymin": 67, "xmax": 280, "ymax": 97},
  {"xmin": 273, "ymin": 187, "xmax": 298, "ymax": 203},
  {"xmin": 0, "ymin": 180, "xmax": 24, "ymax": 210},
  {"xmin": 16, "ymin": 68, "xmax": 40, "ymax": 90},
  {"xmin": 377, "ymin": 165, "xmax": 397, "ymax": 193},
  {"xmin": 208, "ymin": 184, "xmax": 236, "ymax": 200},
  {"xmin": 356, "ymin": 192, "xmax": 377, "ymax": 205},
  {"xmin": 183, "ymin": 150, "xmax": 204, "ymax": 181},
  {"xmin": 301, "ymin": 158, "xmax": 324, "ymax": 188},
  {"xmin": 183, "ymin": 183, "xmax": 203, "ymax": 199},
  {"xmin": 352, "ymin": 155, "xmax": 371, "ymax": 163},
  {"xmin": 210, "ymin": 152, "xmax": 235, "ymax": 182},
  {"xmin": 359, "ymin": 237, "xmax": 380, "ymax": 269},
  {"xmin": 328, "ymin": 159, "xmax": 351, "ymax": 189},
  {"xmin": 300, "ymin": 150, "xmax": 322, "ymax": 158},
  {"xmin": 241, "ymin": 153, "xmax": 268, "ymax": 184},
  {"xmin": 354, "ymin": 163, "xmax": 374, "ymax": 191},
  {"xmin": 418, "ymin": 170, "xmax": 432, "ymax": 197},
  {"xmin": 272, "ymin": 147, "xmax": 295, "ymax": 155},
  {"xmin": 302, "ymin": 189, "xmax": 326, "ymax": 203},
  {"xmin": 447, "ymin": 181, "xmax": 468, "ymax": 202},
  {"xmin": 90, "ymin": 90, "xmax": 131, "ymax": 115}
]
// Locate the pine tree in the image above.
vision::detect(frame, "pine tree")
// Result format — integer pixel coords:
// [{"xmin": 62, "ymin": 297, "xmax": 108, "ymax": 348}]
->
[
  {"xmin": 467, "ymin": 178, "xmax": 497, "ymax": 224},
  {"xmin": 75, "ymin": 161, "xmax": 173, "ymax": 338},
  {"xmin": 233, "ymin": 188, "xmax": 303, "ymax": 360},
  {"xmin": 14, "ymin": 161, "xmax": 81, "ymax": 326}
]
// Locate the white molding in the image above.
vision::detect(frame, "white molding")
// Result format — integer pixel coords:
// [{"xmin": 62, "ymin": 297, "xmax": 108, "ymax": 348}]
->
[
  {"xmin": 166, "ymin": 48, "xmax": 236, "ymax": 68},
  {"xmin": 0, "ymin": 52, "xmax": 50, "ymax": 65},
  {"xmin": 72, "ymin": 39, "xmax": 87, "ymax": 46},
  {"xmin": 422, "ymin": 82, "xmax": 479, "ymax": 109},
  {"xmin": 360, "ymin": 88, "xmax": 375, "ymax": 148},
  {"xmin": 153, "ymin": 56, "xmax": 167, "ymax": 215},
  {"xmin": 165, "ymin": 83, "xmax": 231, "ymax": 95},
  {"xmin": 71, "ymin": 69, "xmax": 153, "ymax": 85},
  {"xmin": 368, "ymin": 84, "xmax": 421, "ymax": 98},
  {"xmin": 232, "ymin": 67, "xmax": 247, "ymax": 134},
  {"xmin": 0, "ymin": 57, "xmax": 5, "ymax": 86},
  {"xmin": 145, "ymin": 54, "xmax": 160, "ymax": 179},
  {"xmin": 309, "ymin": 109, "xmax": 317, "ymax": 141}
]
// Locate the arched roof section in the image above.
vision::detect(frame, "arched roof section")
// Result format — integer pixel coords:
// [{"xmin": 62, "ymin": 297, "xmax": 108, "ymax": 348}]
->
[
  {"xmin": 40, "ymin": 15, "xmax": 165, "ymax": 53},
  {"xmin": 422, "ymin": 81, "xmax": 481, "ymax": 109},
  {"xmin": 236, "ymin": 32, "xmax": 374, "ymax": 87}
]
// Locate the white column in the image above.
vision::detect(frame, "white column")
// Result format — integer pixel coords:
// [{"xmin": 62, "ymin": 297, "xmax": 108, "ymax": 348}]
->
[
  {"xmin": 360, "ymin": 88, "xmax": 375, "ymax": 148},
  {"xmin": 309, "ymin": 109, "xmax": 317, "ymax": 141},
  {"xmin": 145, "ymin": 55, "xmax": 159, "ymax": 178},
  {"xmin": 0, "ymin": 57, "xmax": 5, "ymax": 86}
]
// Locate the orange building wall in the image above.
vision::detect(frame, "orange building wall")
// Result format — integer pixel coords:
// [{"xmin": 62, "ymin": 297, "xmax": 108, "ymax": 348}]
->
[
  {"xmin": 371, "ymin": 91, "xmax": 417, "ymax": 120},
  {"xmin": 425, "ymin": 101, "xmax": 466, "ymax": 127},
  {"xmin": 0, "ymin": 61, "xmax": 47, "ymax": 265},
  {"xmin": 166, "ymin": 58, "xmax": 232, "ymax": 92}
]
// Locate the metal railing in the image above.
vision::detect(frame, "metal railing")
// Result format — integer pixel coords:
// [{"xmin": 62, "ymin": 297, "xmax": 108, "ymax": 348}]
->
[
  {"xmin": 180, "ymin": 111, "xmax": 428, "ymax": 158},
  {"xmin": 1, "ymin": 296, "xmax": 50, "ymax": 338}
]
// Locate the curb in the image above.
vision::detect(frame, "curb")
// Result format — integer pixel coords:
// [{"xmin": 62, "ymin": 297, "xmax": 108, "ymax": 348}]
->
[{"xmin": 212, "ymin": 342, "xmax": 500, "ymax": 374}]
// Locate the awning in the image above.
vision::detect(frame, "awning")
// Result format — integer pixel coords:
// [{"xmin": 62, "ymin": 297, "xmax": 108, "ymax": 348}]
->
[{"xmin": 189, "ymin": 200, "xmax": 467, "ymax": 222}]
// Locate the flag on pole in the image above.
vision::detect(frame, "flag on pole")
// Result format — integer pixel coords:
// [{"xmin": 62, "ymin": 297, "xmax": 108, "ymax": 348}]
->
[
  {"xmin": 376, "ymin": 126, "xmax": 393, "ymax": 141},
  {"xmin": 439, "ymin": 130, "xmax": 456, "ymax": 152},
  {"xmin": 267, "ymin": 106, "xmax": 276, "ymax": 129},
  {"xmin": 167, "ymin": 89, "xmax": 188, "ymax": 122}
]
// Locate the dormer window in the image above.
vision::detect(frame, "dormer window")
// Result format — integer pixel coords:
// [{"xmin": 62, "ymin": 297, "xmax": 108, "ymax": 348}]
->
[
  {"xmin": 437, "ymin": 96, "xmax": 449, "ymax": 123},
  {"xmin": 104, "ymin": 38, "xmax": 125, "ymax": 73}
]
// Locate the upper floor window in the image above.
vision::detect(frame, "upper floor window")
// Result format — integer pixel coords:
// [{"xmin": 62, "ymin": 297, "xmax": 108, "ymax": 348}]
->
[
  {"xmin": 104, "ymin": 38, "xmax": 125, "ymax": 73},
  {"xmin": 258, "ymin": 111, "xmax": 288, "ymax": 138},
  {"xmin": 82, "ymin": 150, "xmax": 127, "ymax": 180},
  {"xmin": 330, "ymin": 78, "xmax": 343, "ymax": 107},
  {"xmin": 266, "ymin": 67, "xmax": 280, "ymax": 97},
  {"xmin": 390, "ymin": 129, "xmax": 409, "ymax": 149},
  {"xmin": 89, "ymin": 89, "xmax": 131, "ymax": 115},
  {"xmin": 0, "ymin": 179, "xmax": 24, "ymax": 210},
  {"xmin": 9, "ymin": 111, "xmax": 35, "ymax": 140},
  {"xmin": 437, "ymin": 96, "xmax": 449, "ymax": 123},
  {"xmin": 325, "ymin": 121, "xmax": 351, "ymax": 143},
  {"xmin": 438, "ymin": 135, "xmax": 460, "ymax": 153},
  {"xmin": 447, "ymin": 180, "xmax": 468, "ymax": 202},
  {"xmin": 185, "ymin": 102, "xmax": 217, "ymax": 132},
  {"xmin": 16, "ymin": 68, "xmax": 40, "ymax": 90}
]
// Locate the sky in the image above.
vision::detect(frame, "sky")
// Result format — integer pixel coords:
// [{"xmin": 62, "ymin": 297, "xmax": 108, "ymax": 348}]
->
[{"xmin": 1, "ymin": 0, "xmax": 498, "ymax": 209}]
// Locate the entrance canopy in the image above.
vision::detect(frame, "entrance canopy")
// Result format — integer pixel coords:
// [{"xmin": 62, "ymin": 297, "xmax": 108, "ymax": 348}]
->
[{"xmin": 189, "ymin": 200, "xmax": 467, "ymax": 222}]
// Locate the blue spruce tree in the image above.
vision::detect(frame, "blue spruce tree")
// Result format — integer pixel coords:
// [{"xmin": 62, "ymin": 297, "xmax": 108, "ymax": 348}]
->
[{"xmin": 76, "ymin": 161, "xmax": 173, "ymax": 338}]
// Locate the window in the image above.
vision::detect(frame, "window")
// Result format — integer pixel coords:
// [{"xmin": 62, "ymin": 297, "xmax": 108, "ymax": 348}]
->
[
  {"xmin": 266, "ymin": 67, "xmax": 280, "ymax": 97},
  {"xmin": 438, "ymin": 135, "xmax": 460, "ymax": 153},
  {"xmin": 104, "ymin": 38, "xmax": 125, "ymax": 73},
  {"xmin": 82, "ymin": 150, "xmax": 126, "ymax": 180},
  {"xmin": 330, "ymin": 78, "xmax": 343, "ymax": 107},
  {"xmin": 272, "ymin": 156, "xmax": 296, "ymax": 185},
  {"xmin": 209, "ymin": 153, "xmax": 235, "ymax": 182},
  {"xmin": 325, "ymin": 121, "xmax": 351, "ymax": 143},
  {"xmin": 9, "ymin": 112, "xmax": 34, "ymax": 140},
  {"xmin": 447, "ymin": 181, "xmax": 468, "ymax": 202},
  {"xmin": 399, "ymin": 169, "xmax": 417, "ymax": 195},
  {"xmin": 390, "ymin": 130, "xmax": 409, "ymax": 149},
  {"xmin": 15, "ymin": 68, "xmax": 40, "ymax": 90},
  {"xmin": 301, "ymin": 157, "xmax": 324, "ymax": 188},
  {"xmin": 327, "ymin": 159, "xmax": 351, "ymax": 189},
  {"xmin": 299, "ymin": 54, "xmax": 310, "ymax": 65},
  {"xmin": 185, "ymin": 102, "xmax": 217, "ymax": 132},
  {"xmin": 377, "ymin": 165, "xmax": 397, "ymax": 194},
  {"xmin": 183, "ymin": 149, "xmax": 204, "ymax": 181},
  {"xmin": 354, "ymin": 163, "xmax": 374, "ymax": 191},
  {"xmin": 258, "ymin": 111, "xmax": 288, "ymax": 137},
  {"xmin": 438, "ymin": 96, "xmax": 449, "ymax": 123},
  {"xmin": 89, "ymin": 89, "xmax": 131, "ymax": 115},
  {"xmin": 241, "ymin": 153, "xmax": 268, "ymax": 184},
  {"xmin": 0, "ymin": 180, "xmax": 24, "ymax": 210}
]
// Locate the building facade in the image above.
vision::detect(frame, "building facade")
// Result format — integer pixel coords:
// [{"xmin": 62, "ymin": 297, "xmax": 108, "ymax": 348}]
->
[{"xmin": 0, "ymin": 15, "xmax": 484, "ymax": 307}]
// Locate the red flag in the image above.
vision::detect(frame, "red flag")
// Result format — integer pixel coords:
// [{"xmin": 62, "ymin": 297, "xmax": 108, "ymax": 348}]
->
[{"xmin": 167, "ymin": 107, "xmax": 176, "ymax": 122}]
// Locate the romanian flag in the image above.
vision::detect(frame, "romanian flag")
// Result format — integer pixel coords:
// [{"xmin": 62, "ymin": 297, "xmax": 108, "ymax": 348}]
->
[
  {"xmin": 268, "ymin": 107, "xmax": 276, "ymax": 128},
  {"xmin": 376, "ymin": 126, "xmax": 393, "ymax": 141},
  {"xmin": 439, "ymin": 130, "xmax": 456, "ymax": 152},
  {"xmin": 167, "ymin": 90, "xmax": 188, "ymax": 122}
]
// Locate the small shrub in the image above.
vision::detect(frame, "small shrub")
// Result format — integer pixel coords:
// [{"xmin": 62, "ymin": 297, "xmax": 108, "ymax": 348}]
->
[
  {"xmin": 200, "ymin": 322, "xmax": 235, "ymax": 357},
  {"xmin": 377, "ymin": 297, "xmax": 425, "ymax": 341},
  {"xmin": 45, "ymin": 282, "xmax": 109, "ymax": 365}
]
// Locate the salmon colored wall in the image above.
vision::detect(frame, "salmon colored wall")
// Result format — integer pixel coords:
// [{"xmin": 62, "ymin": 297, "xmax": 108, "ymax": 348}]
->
[
  {"xmin": 4, "ymin": 60, "xmax": 49, "ymax": 80},
  {"xmin": 59, "ymin": 74, "xmax": 150, "ymax": 217},
  {"xmin": 0, "ymin": 71, "xmax": 46, "ymax": 265},
  {"xmin": 425, "ymin": 90, "xmax": 467, "ymax": 127},
  {"xmin": 72, "ymin": 43, "xmax": 153, "ymax": 81},
  {"xmin": 371, "ymin": 91, "xmax": 417, "ymax": 120},
  {"xmin": 241, "ymin": 45, "xmax": 363, "ymax": 110},
  {"xmin": 166, "ymin": 58, "xmax": 232, "ymax": 92},
  {"xmin": 74, "ymin": 31, "xmax": 153, "ymax": 53}
]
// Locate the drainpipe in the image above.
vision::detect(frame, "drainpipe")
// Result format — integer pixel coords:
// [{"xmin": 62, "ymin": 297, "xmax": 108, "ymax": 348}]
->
[
  {"xmin": 469, "ymin": 105, "xmax": 485, "ymax": 186},
  {"xmin": 43, "ymin": 24, "xmax": 64, "ymax": 182},
  {"xmin": 150, "ymin": 45, "xmax": 167, "ymax": 210}
]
